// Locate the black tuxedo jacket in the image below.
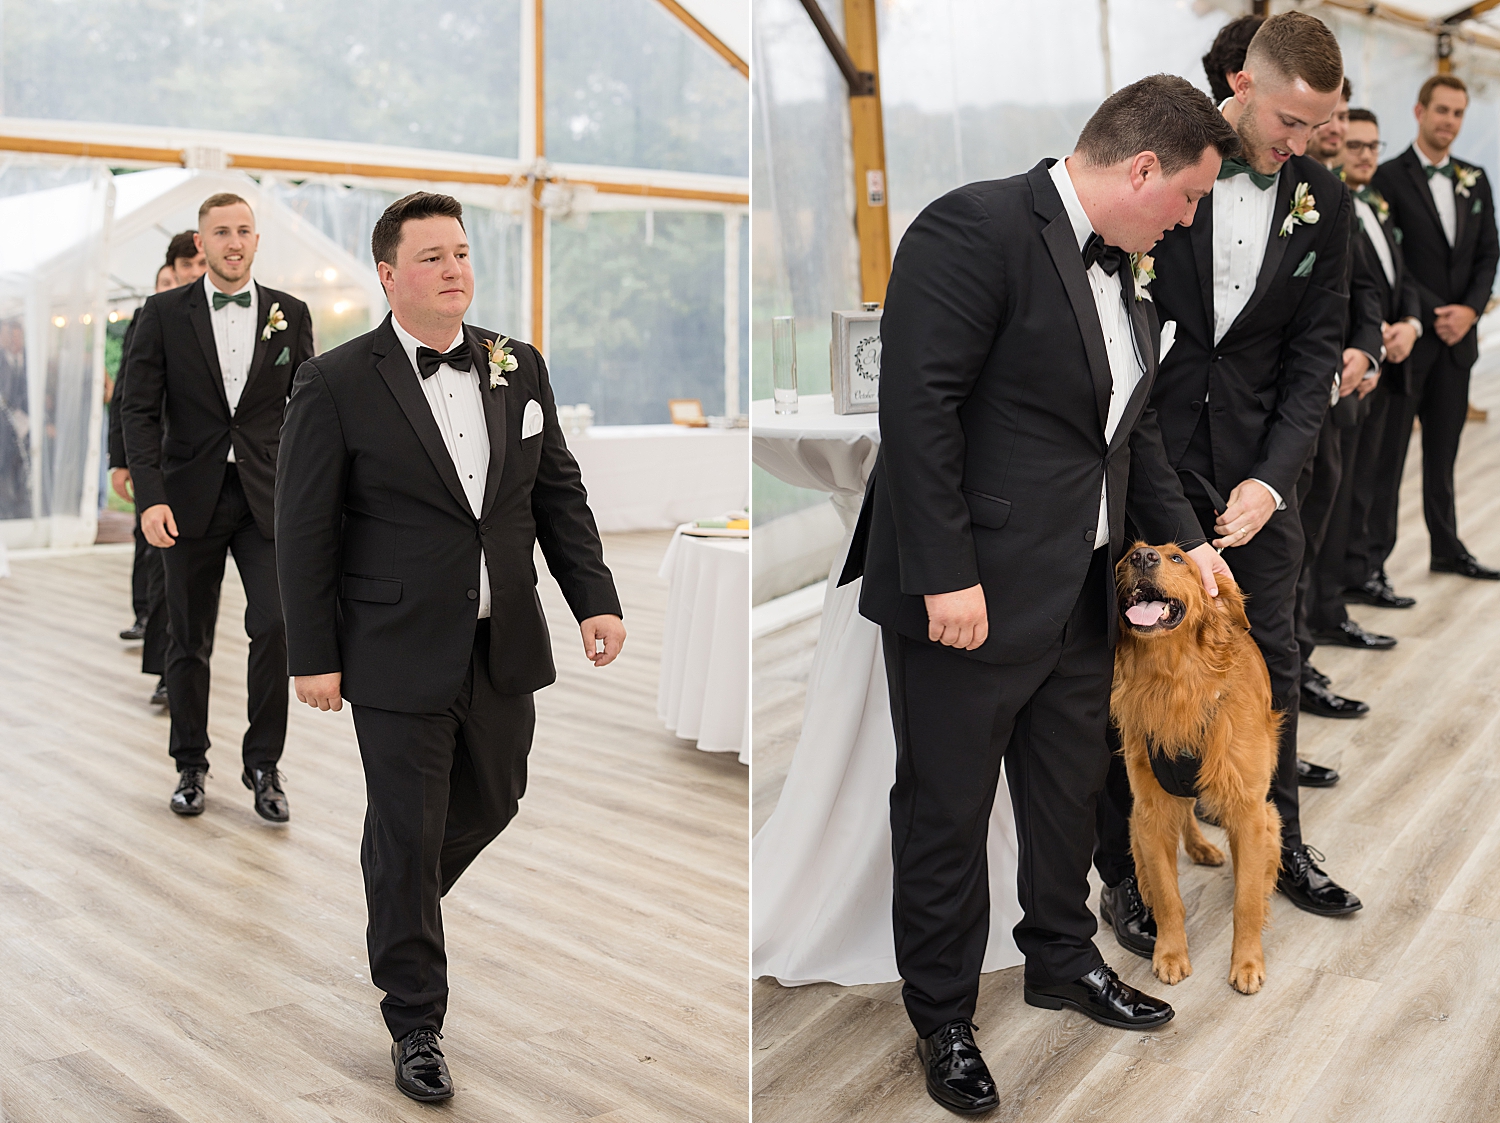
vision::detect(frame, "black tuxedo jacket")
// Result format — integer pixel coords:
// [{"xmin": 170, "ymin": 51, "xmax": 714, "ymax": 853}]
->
[
  {"xmin": 841, "ymin": 161, "xmax": 1202, "ymax": 666},
  {"xmin": 1356, "ymin": 189, "xmax": 1423, "ymax": 396},
  {"xmin": 121, "ymin": 280, "xmax": 315, "ymax": 538},
  {"xmin": 1149, "ymin": 155, "xmax": 1351, "ymax": 502},
  {"xmin": 107, "ymin": 314, "xmax": 138, "ymax": 471},
  {"xmin": 1371, "ymin": 146, "xmax": 1499, "ymax": 375},
  {"xmin": 274, "ymin": 315, "xmax": 621, "ymax": 710}
]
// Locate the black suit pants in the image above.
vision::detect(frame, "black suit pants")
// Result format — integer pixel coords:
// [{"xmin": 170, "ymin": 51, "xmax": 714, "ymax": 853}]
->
[
  {"xmin": 1309, "ymin": 404, "xmax": 1371, "ymax": 635},
  {"xmin": 1415, "ymin": 347, "xmax": 1475, "ymax": 562},
  {"xmin": 1294, "ymin": 414, "xmax": 1343, "ymax": 667},
  {"xmin": 885, "ymin": 547, "xmax": 1112, "ymax": 1038},
  {"xmin": 161, "ymin": 464, "xmax": 287, "ymax": 772},
  {"xmin": 131, "ymin": 512, "xmax": 167, "ymax": 677},
  {"xmin": 350, "ymin": 620, "xmax": 535, "ymax": 1041},
  {"xmin": 1352, "ymin": 381, "xmax": 1413, "ymax": 583}
]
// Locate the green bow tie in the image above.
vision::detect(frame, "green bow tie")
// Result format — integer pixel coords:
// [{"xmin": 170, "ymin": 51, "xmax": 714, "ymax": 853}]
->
[
  {"xmin": 1355, "ymin": 186, "xmax": 1381, "ymax": 207},
  {"xmin": 211, "ymin": 290, "xmax": 251, "ymax": 311},
  {"xmin": 1217, "ymin": 157, "xmax": 1278, "ymax": 191},
  {"xmin": 1426, "ymin": 162, "xmax": 1457, "ymax": 181}
]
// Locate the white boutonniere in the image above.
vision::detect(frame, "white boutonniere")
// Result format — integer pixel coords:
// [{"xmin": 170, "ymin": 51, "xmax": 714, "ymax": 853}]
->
[
  {"xmin": 261, "ymin": 302, "xmax": 287, "ymax": 342},
  {"xmin": 1279, "ymin": 182, "xmax": 1319, "ymax": 237},
  {"xmin": 1130, "ymin": 252, "xmax": 1155, "ymax": 301},
  {"xmin": 484, "ymin": 335, "xmax": 518, "ymax": 388},
  {"xmin": 1456, "ymin": 165, "xmax": 1481, "ymax": 198},
  {"xmin": 1368, "ymin": 190, "xmax": 1390, "ymax": 224}
]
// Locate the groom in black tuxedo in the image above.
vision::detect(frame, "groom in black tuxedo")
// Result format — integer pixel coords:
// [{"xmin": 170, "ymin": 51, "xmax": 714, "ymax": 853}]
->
[
  {"xmin": 842, "ymin": 76, "xmax": 1236, "ymax": 1115},
  {"xmin": 275, "ymin": 192, "xmax": 624, "ymax": 1103},
  {"xmin": 122, "ymin": 193, "xmax": 314, "ymax": 821}
]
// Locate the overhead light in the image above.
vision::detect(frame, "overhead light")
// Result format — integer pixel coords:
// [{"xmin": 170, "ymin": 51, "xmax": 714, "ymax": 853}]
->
[
  {"xmin": 332, "ymin": 300, "xmax": 351, "ymax": 314},
  {"xmin": 81, "ymin": 313, "xmax": 93, "ymax": 325},
  {"xmin": 324, "ymin": 268, "xmax": 338, "ymax": 282},
  {"xmin": 52, "ymin": 316, "xmax": 66, "ymax": 328},
  {"xmin": 108, "ymin": 310, "xmax": 120, "ymax": 323}
]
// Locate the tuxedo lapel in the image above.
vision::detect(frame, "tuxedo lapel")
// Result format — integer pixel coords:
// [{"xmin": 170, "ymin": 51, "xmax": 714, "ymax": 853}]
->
[
  {"xmin": 1453, "ymin": 160, "xmax": 1471, "ymax": 248},
  {"xmin": 1037, "ymin": 208, "xmax": 1112, "ymax": 435},
  {"xmin": 184, "ymin": 281, "xmax": 231, "ymax": 418},
  {"xmin": 1108, "ymin": 290, "xmax": 1155, "ymax": 456},
  {"xmin": 239, "ymin": 283, "xmax": 273, "ymax": 405},
  {"xmin": 1403, "ymin": 148, "xmax": 1447, "ymax": 251},
  {"xmin": 1227, "ymin": 167, "xmax": 1296, "ymax": 335},
  {"xmin": 468, "ymin": 325, "xmax": 508, "ymax": 518},
  {"xmin": 372, "ymin": 318, "xmax": 474, "ymax": 516},
  {"xmin": 1190, "ymin": 201, "xmax": 1214, "ymax": 338}
]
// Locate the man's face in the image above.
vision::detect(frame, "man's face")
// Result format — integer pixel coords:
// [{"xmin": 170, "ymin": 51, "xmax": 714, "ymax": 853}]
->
[
  {"xmin": 1416, "ymin": 85, "xmax": 1467, "ymax": 153},
  {"xmin": 1232, "ymin": 67, "xmax": 1342, "ymax": 175},
  {"xmin": 1311, "ymin": 97, "xmax": 1349, "ymax": 164},
  {"xmin": 195, "ymin": 203, "xmax": 258, "ymax": 289},
  {"xmin": 1342, "ymin": 120, "xmax": 1381, "ymax": 187},
  {"xmin": 378, "ymin": 216, "xmax": 474, "ymax": 324},
  {"xmin": 154, "ymin": 265, "xmax": 177, "ymax": 293},
  {"xmin": 1104, "ymin": 147, "xmax": 1223, "ymax": 254},
  {"xmin": 172, "ymin": 252, "xmax": 207, "ymax": 286}
]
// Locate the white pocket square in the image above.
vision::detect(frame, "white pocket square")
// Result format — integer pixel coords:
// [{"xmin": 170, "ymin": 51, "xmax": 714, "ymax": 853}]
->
[
  {"xmin": 1159, "ymin": 320, "xmax": 1177, "ymax": 362},
  {"xmin": 521, "ymin": 399, "xmax": 544, "ymax": 440}
]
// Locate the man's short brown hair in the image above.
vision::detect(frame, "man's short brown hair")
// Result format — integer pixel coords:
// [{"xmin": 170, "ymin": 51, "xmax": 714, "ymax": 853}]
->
[
  {"xmin": 1076, "ymin": 73, "xmax": 1241, "ymax": 176},
  {"xmin": 371, "ymin": 192, "xmax": 467, "ymax": 269},
  {"xmin": 1244, "ymin": 11, "xmax": 1343, "ymax": 94},
  {"xmin": 165, "ymin": 230, "xmax": 198, "ymax": 266},
  {"xmin": 198, "ymin": 192, "xmax": 251, "ymax": 223},
  {"xmin": 1348, "ymin": 107, "xmax": 1379, "ymax": 127},
  {"xmin": 1419, "ymin": 74, "xmax": 1468, "ymax": 106}
]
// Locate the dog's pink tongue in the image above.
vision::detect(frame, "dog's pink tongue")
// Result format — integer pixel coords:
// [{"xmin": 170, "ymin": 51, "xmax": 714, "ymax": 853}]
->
[{"xmin": 1126, "ymin": 601, "xmax": 1169, "ymax": 626}]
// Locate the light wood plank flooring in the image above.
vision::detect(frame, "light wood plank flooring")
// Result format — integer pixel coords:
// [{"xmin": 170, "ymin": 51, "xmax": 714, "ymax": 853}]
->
[
  {"xmin": 0, "ymin": 530, "xmax": 748, "ymax": 1122},
  {"xmin": 753, "ymin": 365, "xmax": 1500, "ymax": 1122}
]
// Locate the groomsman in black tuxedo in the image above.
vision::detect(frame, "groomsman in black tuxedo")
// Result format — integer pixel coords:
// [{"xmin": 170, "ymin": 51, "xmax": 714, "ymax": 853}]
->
[
  {"xmin": 842, "ymin": 76, "xmax": 1236, "ymax": 1115},
  {"xmin": 1369, "ymin": 75, "xmax": 1500, "ymax": 582},
  {"xmin": 1095, "ymin": 13, "xmax": 1362, "ymax": 937},
  {"xmin": 122, "ymin": 194, "xmax": 314, "ymax": 820},
  {"xmin": 111, "ymin": 233, "xmax": 206, "ymax": 707},
  {"xmin": 276, "ymin": 192, "xmax": 625, "ymax": 1102}
]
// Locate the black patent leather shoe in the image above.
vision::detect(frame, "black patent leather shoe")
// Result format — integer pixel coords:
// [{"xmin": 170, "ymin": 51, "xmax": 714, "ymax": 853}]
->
[
  {"xmin": 149, "ymin": 678, "xmax": 168, "ymax": 707},
  {"xmin": 1296, "ymin": 758, "xmax": 1340, "ymax": 787},
  {"xmin": 1303, "ymin": 662, "xmax": 1331, "ymax": 688},
  {"xmin": 119, "ymin": 615, "xmax": 147, "ymax": 642},
  {"xmin": 1344, "ymin": 576, "xmax": 1416, "ymax": 609},
  {"xmin": 1431, "ymin": 554, "xmax": 1500, "ymax": 580},
  {"xmin": 392, "ymin": 1027, "xmax": 453, "ymax": 1102},
  {"xmin": 170, "ymin": 766, "xmax": 207, "ymax": 816},
  {"xmin": 1099, "ymin": 875, "xmax": 1156, "ymax": 959},
  {"xmin": 1311, "ymin": 620, "xmax": 1397, "ymax": 650},
  {"xmin": 1301, "ymin": 678, "xmax": 1369, "ymax": 720},
  {"xmin": 1024, "ymin": 964, "xmax": 1174, "ymax": 1030},
  {"xmin": 915, "ymin": 1020, "xmax": 998, "ymax": 1115},
  {"xmin": 242, "ymin": 767, "xmax": 289, "ymax": 823},
  {"xmin": 1278, "ymin": 844, "xmax": 1362, "ymax": 916}
]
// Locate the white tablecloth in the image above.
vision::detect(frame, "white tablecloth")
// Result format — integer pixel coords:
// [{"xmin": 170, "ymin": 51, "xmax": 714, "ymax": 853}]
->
[
  {"xmin": 657, "ymin": 529, "xmax": 749, "ymax": 764},
  {"xmin": 750, "ymin": 395, "xmax": 1023, "ymax": 985},
  {"xmin": 569, "ymin": 425, "xmax": 748, "ymax": 533}
]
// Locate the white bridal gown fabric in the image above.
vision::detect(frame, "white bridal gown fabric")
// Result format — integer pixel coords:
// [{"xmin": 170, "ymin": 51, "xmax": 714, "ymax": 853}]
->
[{"xmin": 750, "ymin": 397, "xmax": 1023, "ymax": 986}]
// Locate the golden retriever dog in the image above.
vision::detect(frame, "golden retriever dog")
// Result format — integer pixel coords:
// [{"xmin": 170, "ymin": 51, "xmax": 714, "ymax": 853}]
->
[{"xmin": 1111, "ymin": 542, "xmax": 1282, "ymax": 995}]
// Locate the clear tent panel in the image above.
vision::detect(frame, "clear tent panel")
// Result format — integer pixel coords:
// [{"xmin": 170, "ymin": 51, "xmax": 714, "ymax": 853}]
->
[
  {"xmin": 545, "ymin": 0, "xmax": 748, "ymax": 177},
  {"xmin": 1, "ymin": 0, "xmax": 523, "ymax": 159}
]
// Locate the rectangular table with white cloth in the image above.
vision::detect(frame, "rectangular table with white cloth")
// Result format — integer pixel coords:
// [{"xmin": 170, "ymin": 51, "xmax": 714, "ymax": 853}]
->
[{"xmin": 567, "ymin": 425, "xmax": 748, "ymax": 533}]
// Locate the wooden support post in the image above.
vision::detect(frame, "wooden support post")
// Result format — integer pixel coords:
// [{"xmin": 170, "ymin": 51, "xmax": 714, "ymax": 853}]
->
[
  {"xmin": 843, "ymin": 0, "xmax": 891, "ymax": 305},
  {"xmin": 532, "ymin": 0, "xmax": 548, "ymax": 352}
]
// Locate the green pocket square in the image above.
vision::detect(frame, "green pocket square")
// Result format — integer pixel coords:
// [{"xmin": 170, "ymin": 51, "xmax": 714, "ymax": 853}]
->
[
  {"xmin": 274, "ymin": 346, "xmax": 291, "ymax": 366},
  {"xmin": 1292, "ymin": 250, "xmax": 1316, "ymax": 278},
  {"xmin": 1474, "ymin": 198, "xmax": 1483, "ymax": 214},
  {"xmin": 1394, "ymin": 227, "xmax": 1404, "ymax": 245}
]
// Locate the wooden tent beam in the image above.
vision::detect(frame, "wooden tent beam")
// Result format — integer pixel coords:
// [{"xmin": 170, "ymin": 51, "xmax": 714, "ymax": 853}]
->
[
  {"xmin": 653, "ymin": 0, "xmax": 749, "ymax": 78},
  {"xmin": 843, "ymin": 0, "xmax": 891, "ymax": 304}
]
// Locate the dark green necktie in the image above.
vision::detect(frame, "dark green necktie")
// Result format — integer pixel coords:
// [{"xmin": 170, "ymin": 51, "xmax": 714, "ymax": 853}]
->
[
  {"xmin": 211, "ymin": 290, "xmax": 251, "ymax": 311},
  {"xmin": 1426, "ymin": 162, "xmax": 1456, "ymax": 181},
  {"xmin": 1217, "ymin": 157, "xmax": 1277, "ymax": 191}
]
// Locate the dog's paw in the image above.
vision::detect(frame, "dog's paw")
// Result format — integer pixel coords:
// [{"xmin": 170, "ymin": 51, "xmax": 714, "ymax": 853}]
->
[
  {"xmin": 1186, "ymin": 838, "xmax": 1225, "ymax": 866},
  {"xmin": 1229, "ymin": 960, "xmax": 1265, "ymax": 994},
  {"xmin": 1153, "ymin": 949, "xmax": 1193, "ymax": 985}
]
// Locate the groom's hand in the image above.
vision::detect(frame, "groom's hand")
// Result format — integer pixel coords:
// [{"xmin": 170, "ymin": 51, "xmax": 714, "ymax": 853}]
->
[
  {"xmin": 1185, "ymin": 543, "xmax": 1232, "ymax": 598},
  {"xmin": 925, "ymin": 584, "xmax": 988, "ymax": 650},
  {"xmin": 581, "ymin": 614, "xmax": 626, "ymax": 667},
  {"xmin": 295, "ymin": 672, "xmax": 343, "ymax": 711}
]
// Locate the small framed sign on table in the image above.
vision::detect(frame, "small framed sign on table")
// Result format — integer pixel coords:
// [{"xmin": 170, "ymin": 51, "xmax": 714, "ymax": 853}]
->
[{"xmin": 831, "ymin": 307, "xmax": 882, "ymax": 415}]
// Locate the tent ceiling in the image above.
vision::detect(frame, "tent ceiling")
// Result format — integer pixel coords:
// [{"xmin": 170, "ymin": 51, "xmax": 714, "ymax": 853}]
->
[{"xmin": 674, "ymin": 0, "xmax": 748, "ymax": 63}]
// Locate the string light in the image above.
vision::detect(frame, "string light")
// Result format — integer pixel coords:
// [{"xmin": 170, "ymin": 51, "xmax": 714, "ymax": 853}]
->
[
  {"xmin": 108, "ymin": 310, "xmax": 120, "ymax": 323},
  {"xmin": 52, "ymin": 316, "xmax": 66, "ymax": 328},
  {"xmin": 332, "ymin": 300, "xmax": 351, "ymax": 314}
]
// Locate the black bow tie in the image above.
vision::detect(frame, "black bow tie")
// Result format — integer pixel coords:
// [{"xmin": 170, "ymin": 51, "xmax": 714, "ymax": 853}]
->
[
  {"xmin": 415, "ymin": 341, "xmax": 471, "ymax": 379},
  {"xmin": 1082, "ymin": 233, "xmax": 1127, "ymax": 277}
]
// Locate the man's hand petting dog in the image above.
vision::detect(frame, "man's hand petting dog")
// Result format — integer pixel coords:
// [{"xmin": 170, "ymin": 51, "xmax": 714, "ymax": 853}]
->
[
  {"xmin": 1186, "ymin": 543, "xmax": 1232, "ymax": 598},
  {"xmin": 1213, "ymin": 479, "xmax": 1277, "ymax": 550},
  {"xmin": 925, "ymin": 584, "xmax": 988, "ymax": 650}
]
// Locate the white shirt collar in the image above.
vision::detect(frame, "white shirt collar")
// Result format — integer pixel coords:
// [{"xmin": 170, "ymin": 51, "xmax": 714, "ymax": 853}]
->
[
  {"xmin": 1415, "ymin": 144, "xmax": 1451, "ymax": 170},
  {"xmin": 204, "ymin": 272, "xmax": 255, "ymax": 308},
  {"xmin": 1047, "ymin": 157, "xmax": 1095, "ymax": 254},
  {"xmin": 390, "ymin": 314, "xmax": 466, "ymax": 377}
]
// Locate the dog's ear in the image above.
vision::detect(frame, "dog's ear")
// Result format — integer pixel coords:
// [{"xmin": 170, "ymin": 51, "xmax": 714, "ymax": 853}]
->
[{"xmin": 1213, "ymin": 578, "xmax": 1251, "ymax": 632}]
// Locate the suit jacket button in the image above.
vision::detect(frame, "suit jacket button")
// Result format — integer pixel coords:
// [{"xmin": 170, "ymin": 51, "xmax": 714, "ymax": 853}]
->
[
  {"xmin": 1085, "ymin": 529, "xmax": 1096, "ymax": 542},
  {"xmin": 467, "ymin": 589, "xmax": 478, "ymax": 600},
  {"xmin": 1191, "ymin": 400, "xmax": 1202, "ymax": 410}
]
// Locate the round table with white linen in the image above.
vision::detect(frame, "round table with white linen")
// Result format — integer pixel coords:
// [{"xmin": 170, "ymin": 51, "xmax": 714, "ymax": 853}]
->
[
  {"xmin": 568, "ymin": 425, "xmax": 748, "ymax": 533},
  {"xmin": 750, "ymin": 394, "xmax": 1022, "ymax": 986},
  {"xmin": 657, "ymin": 528, "xmax": 749, "ymax": 764}
]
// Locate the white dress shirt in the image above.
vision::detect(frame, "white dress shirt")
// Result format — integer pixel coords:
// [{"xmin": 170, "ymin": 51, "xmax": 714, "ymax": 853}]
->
[
  {"xmin": 1415, "ymin": 144, "xmax": 1458, "ymax": 246},
  {"xmin": 1354, "ymin": 196, "xmax": 1396, "ymax": 288},
  {"xmin": 391, "ymin": 316, "xmax": 492, "ymax": 619},
  {"xmin": 204, "ymin": 273, "xmax": 257, "ymax": 463},
  {"xmin": 1049, "ymin": 158, "xmax": 1144, "ymax": 549}
]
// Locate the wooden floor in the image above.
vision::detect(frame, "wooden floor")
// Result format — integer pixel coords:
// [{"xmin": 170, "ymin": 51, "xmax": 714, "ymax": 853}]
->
[
  {"xmin": 753, "ymin": 365, "xmax": 1500, "ymax": 1122},
  {"xmin": 0, "ymin": 530, "xmax": 748, "ymax": 1123}
]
